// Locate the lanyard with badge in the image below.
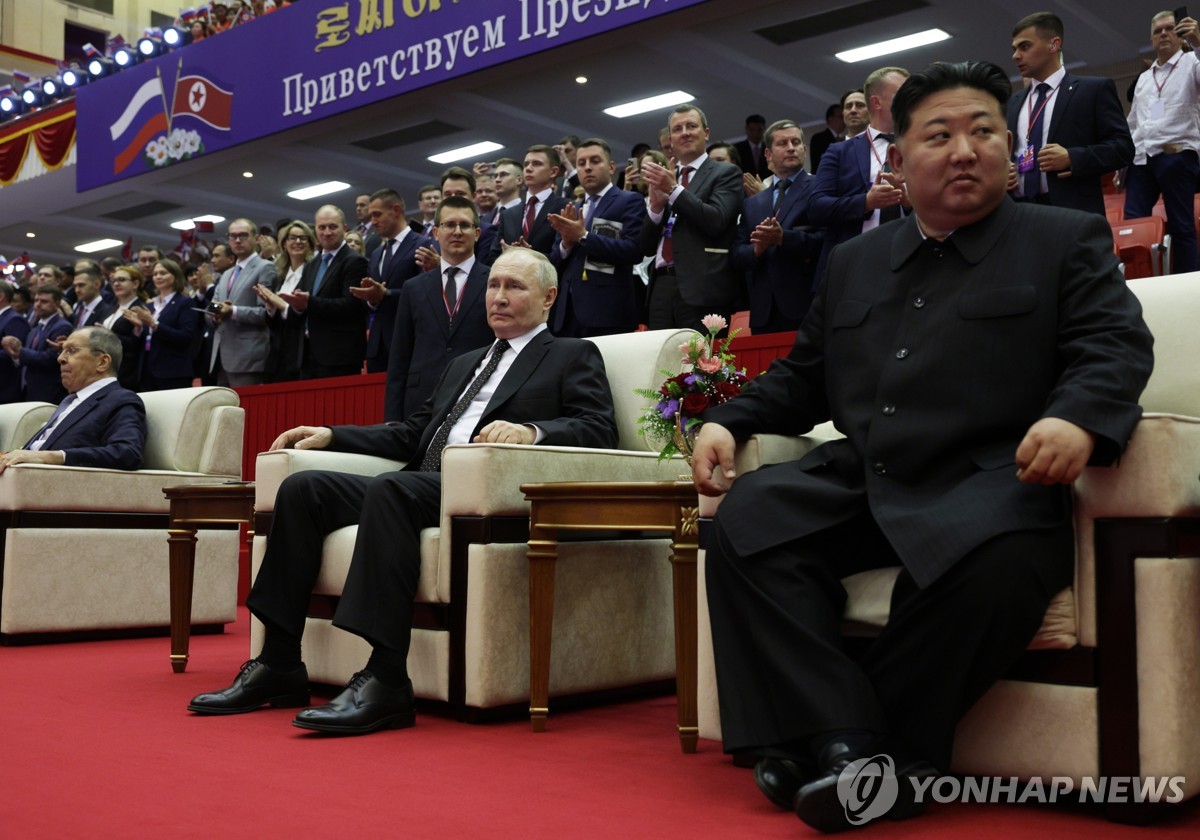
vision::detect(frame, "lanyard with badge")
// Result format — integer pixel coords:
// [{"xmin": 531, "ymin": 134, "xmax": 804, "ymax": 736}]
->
[
  {"xmin": 1151, "ymin": 59, "xmax": 1179, "ymax": 120},
  {"xmin": 1017, "ymin": 83, "xmax": 1060, "ymax": 176}
]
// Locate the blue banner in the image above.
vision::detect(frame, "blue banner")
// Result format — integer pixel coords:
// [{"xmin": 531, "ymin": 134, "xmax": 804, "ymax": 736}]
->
[{"xmin": 75, "ymin": 0, "xmax": 709, "ymax": 191}]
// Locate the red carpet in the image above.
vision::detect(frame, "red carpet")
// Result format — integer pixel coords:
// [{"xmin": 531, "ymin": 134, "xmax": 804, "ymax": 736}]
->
[{"xmin": 2, "ymin": 610, "xmax": 1197, "ymax": 838}]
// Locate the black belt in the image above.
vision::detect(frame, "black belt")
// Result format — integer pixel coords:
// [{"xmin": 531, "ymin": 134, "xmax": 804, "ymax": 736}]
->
[{"xmin": 656, "ymin": 265, "xmax": 677, "ymax": 276}]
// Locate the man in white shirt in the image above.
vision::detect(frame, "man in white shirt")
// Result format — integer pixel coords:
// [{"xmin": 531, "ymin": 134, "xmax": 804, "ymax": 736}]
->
[{"xmin": 1125, "ymin": 10, "xmax": 1200, "ymax": 273}]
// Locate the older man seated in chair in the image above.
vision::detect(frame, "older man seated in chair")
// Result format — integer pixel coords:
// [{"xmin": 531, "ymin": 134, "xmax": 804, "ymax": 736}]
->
[
  {"xmin": 189, "ymin": 248, "xmax": 619, "ymax": 735},
  {"xmin": 0, "ymin": 326, "xmax": 146, "ymax": 474}
]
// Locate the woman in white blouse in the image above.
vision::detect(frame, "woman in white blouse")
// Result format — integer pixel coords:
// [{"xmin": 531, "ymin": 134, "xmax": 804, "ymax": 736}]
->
[
  {"xmin": 102, "ymin": 265, "xmax": 150, "ymax": 390},
  {"xmin": 255, "ymin": 220, "xmax": 315, "ymax": 382}
]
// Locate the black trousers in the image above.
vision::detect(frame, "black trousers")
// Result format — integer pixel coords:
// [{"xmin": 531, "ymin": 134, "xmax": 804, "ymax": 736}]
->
[
  {"xmin": 245, "ymin": 469, "xmax": 442, "ymax": 659},
  {"xmin": 705, "ymin": 508, "xmax": 1074, "ymax": 769},
  {"xmin": 646, "ymin": 272, "xmax": 730, "ymax": 336}
]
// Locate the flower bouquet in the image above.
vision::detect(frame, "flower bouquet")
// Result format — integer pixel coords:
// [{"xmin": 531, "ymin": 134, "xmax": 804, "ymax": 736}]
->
[{"xmin": 636, "ymin": 315, "xmax": 747, "ymax": 462}]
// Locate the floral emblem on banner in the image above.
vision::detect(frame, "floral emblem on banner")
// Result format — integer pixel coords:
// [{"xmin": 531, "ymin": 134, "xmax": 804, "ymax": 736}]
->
[
  {"xmin": 145, "ymin": 128, "xmax": 205, "ymax": 168},
  {"xmin": 636, "ymin": 314, "xmax": 746, "ymax": 462}
]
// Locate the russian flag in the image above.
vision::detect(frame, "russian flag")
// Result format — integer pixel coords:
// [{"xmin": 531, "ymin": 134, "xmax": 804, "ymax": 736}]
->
[
  {"xmin": 109, "ymin": 77, "xmax": 168, "ymax": 175},
  {"xmin": 12, "ymin": 69, "xmax": 30, "ymax": 84},
  {"xmin": 172, "ymin": 74, "xmax": 233, "ymax": 131}
]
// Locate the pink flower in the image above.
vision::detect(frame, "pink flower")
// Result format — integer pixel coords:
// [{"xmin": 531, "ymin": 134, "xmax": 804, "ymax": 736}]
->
[
  {"xmin": 696, "ymin": 355, "xmax": 722, "ymax": 374},
  {"xmin": 701, "ymin": 314, "xmax": 727, "ymax": 333}
]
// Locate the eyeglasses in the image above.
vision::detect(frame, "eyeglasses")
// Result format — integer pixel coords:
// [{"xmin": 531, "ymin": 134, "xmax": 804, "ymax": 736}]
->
[
  {"xmin": 285, "ymin": 234, "xmax": 308, "ymax": 243},
  {"xmin": 227, "ymin": 232, "xmax": 252, "ymax": 240},
  {"xmin": 438, "ymin": 221, "xmax": 476, "ymax": 231}
]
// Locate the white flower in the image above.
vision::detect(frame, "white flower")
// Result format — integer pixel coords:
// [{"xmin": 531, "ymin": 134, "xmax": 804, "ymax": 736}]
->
[
  {"xmin": 184, "ymin": 130, "xmax": 201, "ymax": 154},
  {"xmin": 146, "ymin": 136, "xmax": 169, "ymax": 166}
]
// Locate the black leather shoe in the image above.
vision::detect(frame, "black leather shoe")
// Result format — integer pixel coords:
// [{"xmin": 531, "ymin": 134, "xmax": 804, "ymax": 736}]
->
[
  {"xmin": 291, "ymin": 670, "xmax": 415, "ymax": 735},
  {"xmin": 794, "ymin": 743, "xmax": 936, "ymax": 833},
  {"xmin": 187, "ymin": 659, "xmax": 309, "ymax": 715},
  {"xmin": 754, "ymin": 757, "xmax": 807, "ymax": 810}
]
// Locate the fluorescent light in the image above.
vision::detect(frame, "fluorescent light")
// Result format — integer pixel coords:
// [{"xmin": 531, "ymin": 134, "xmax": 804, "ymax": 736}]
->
[
  {"xmin": 242, "ymin": 171, "xmax": 253, "ymax": 178},
  {"xmin": 25, "ymin": 232, "xmax": 35, "ymax": 238},
  {"xmin": 836, "ymin": 29, "xmax": 951, "ymax": 63},
  {"xmin": 427, "ymin": 141, "xmax": 503, "ymax": 165},
  {"xmin": 170, "ymin": 214, "xmax": 226, "ymax": 231},
  {"xmin": 603, "ymin": 90, "xmax": 694, "ymax": 119},
  {"xmin": 287, "ymin": 180, "xmax": 351, "ymax": 201},
  {"xmin": 75, "ymin": 238, "xmax": 124, "ymax": 253},
  {"xmin": 575, "ymin": 76, "xmax": 588, "ymax": 84}
]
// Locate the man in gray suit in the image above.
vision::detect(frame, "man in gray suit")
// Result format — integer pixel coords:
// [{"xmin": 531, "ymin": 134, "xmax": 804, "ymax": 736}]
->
[
  {"xmin": 640, "ymin": 104, "xmax": 743, "ymax": 333},
  {"xmin": 209, "ymin": 218, "xmax": 277, "ymax": 386},
  {"xmin": 693, "ymin": 62, "xmax": 1153, "ymax": 831}
]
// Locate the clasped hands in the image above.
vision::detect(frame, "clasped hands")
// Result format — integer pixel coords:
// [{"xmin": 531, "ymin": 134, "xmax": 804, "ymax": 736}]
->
[
  {"xmin": 547, "ymin": 202, "xmax": 585, "ymax": 248},
  {"xmin": 690, "ymin": 416, "xmax": 1096, "ymax": 497},
  {"xmin": 865, "ymin": 171, "xmax": 909, "ymax": 212},
  {"xmin": 122, "ymin": 306, "xmax": 159, "ymax": 330},
  {"xmin": 640, "ymin": 160, "xmax": 678, "ymax": 212}
]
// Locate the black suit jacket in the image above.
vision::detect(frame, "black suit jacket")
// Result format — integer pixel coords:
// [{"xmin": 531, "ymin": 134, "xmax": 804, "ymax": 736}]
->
[
  {"xmin": 732, "ymin": 170, "xmax": 823, "ymax": 330},
  {"xmin": 24, "ymin": 380, "xmax": 146, "ymax": 470},
  {"xmin": 72, "ymin": 299, "xmax": 116, "ymax": 329},
  {"xmin": 705, "ymin": 199, "xmax": 1152, "ymax": 588},
  {"xmin": 383, "ymin": 261, "xmax": 493, "ymax": 421},
  {"xmin": 1007, "ymin": 74, "xmax": 1134, "ymax": 216},
  {"xmin": 333, "ymin": 329, "xmax": 618, "ymax": 464},
  {"xmin": 143, "ymin": 293, "xmax": 202, "ymax": 384},
  {"xmin": 106, "ymin": 301, "xmax": 148, "ymax": 390},
  {"xmin": 364, "ymin": 230, "xmax": 433, "ymax": 372},
  {"xmin": 0, "ymin": 307, "xmax": 31, "ymax": 404},
  {"xmin": 301, "ymin": 244, "xmax": 369, "ymax": 370},
  {"xmin": 734, "ymin": 139, "xmax": 772, "ymax": 179},
  {"xmin": 639, "ymin": 157, "xmax": 743, "ymax": 311},
  {"xmin": 486, "ymin": 193, "xmax": 570, "ymax": 263}
]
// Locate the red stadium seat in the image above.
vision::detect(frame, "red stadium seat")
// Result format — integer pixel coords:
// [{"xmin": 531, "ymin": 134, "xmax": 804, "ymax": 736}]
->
[{"xmin": 1112, "ymin": 216, "xmax": 1166, "ymax": 279}]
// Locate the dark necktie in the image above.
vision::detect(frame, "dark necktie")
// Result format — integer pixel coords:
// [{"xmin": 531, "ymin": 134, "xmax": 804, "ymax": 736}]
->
[
  {"xmin": 378, "ymin": 239, "xmax": 395, "ymax": 276},
  {"xmin": 443, "ymin": 266, "xmax": 459, "ymax": 326},
  {"xmin": 522, "ymin": 197, "xmax": 539, "ymax": 238},
  {"xmin": 312, "ymin": 253, "xmax": 332, "ymax": 296},
  {"xmin": 582, "ymin": 194, "xmax": 598, "ymax": 229},
  {"xmin": 419, "ymin": 339, "xmax": 511, "ymax": 472},
  {"xmin": 29, "ymin": 393, "xmax": 79, "ymax": 447},
  {"xmin": 1024, "ymin": 83, "xmax": 1051, "ymax": 199},
  {"xmin": 876, "ymin": 133, "xmax": 902, "ymax": 224},
  {"xmin": 773, "ymin": 178, "xmax": 792, "ymax": 213},
  {"xmin": 75, "ymin": 304, "xmax": 87, "ymax": 328},
  {"xmin": 661, "ymin": 167, "xmax": 693, "ymax": 264}
]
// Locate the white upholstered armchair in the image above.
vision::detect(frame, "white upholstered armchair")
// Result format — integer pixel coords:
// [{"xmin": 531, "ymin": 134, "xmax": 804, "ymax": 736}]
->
[
  {"xmin": 696, "ymin": 271, "xmax": 1200, "ymax": 820},
  {"xmin": 0, "ymin": 386, "xmax": 245, "ymax": 640},
  {"xmin": 251, "ymin": 328, "xmax": 700, "ymax": 719}
]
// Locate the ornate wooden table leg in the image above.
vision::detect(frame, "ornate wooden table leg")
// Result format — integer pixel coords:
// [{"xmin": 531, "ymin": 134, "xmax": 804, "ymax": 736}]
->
[
  {"xmin": 672, "ymin": 501, "xmax": 700, "ymax": 753},
  {"xmin": 167, "ymin": 527, "xmax": 199, "ymax": 673},
  {"xmin": 528, "ymin": 513, "xmax": 559, "ymax": 732}
]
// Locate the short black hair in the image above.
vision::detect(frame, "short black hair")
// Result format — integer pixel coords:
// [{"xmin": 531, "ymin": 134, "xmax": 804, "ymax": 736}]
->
[
  {"xmin": 825, "ymin": 103, "xmax": 842, "ymax": 120},
  {"xmin": 745, "ymin": 114, "xmax": 766, "ymax": 125},
  {"xmin": 1013, "ymin": 11, "xmax": 1063, "ymax": 40},
  {"xmin": 440, "ymin": 166, "xmax": 476, "ymax": 193},
  {"xmin": 840, "ymin": 88, "xmax": 864, "ymax": 108},
  {"xmin": 891, "ymin": 61, "xmax": 1010, "ymax": 138}
]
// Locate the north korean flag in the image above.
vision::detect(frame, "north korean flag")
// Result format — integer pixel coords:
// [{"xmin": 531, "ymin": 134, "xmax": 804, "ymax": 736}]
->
[{"xmin": 171, "ymin": 74, "xmax": 233, "ymax": 131}]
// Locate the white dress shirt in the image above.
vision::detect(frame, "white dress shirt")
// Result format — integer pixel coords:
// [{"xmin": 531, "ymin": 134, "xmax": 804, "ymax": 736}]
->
[
  {"xmin": 1129, "ymin": 49, "xmax": 1200, "ymax": 163},
  {"xmin": 445, "ymin": 323, "xmax": 548, "ymax": 447},
  {"xmin": 1014, "ymin": 64, "xmax": 1067, "ymax": 197}
]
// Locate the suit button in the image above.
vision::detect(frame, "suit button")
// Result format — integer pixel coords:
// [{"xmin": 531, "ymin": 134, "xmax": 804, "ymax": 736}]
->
[
  {"xmin": 882, "ymin": 404, "xmax": 896, "ymax": 416},
  {"xmin": 913, "ymin": 297, "xmax": 926, "ymax": 309},
  {"xmin": 895, "ymin": 348, "xmax": 909, "ymax": 359},
  {"xmin": 932, "ymin": 247, "xmax": 944, "ymax": 258},
  {"xmin": 873, "ymin": 462, "xmax": 887, "ymax": 476}
]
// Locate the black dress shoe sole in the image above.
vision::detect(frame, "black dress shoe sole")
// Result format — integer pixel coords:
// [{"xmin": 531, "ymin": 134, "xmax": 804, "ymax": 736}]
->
[
  {"xmin": 794, "ymin": 774, "xmax": 856, "ymax": 834},
  {"xmin": 187, "ymin": 690, "xmax": 311, "ymax": 715},
  {"xmin": 754, "ymin": 759, "xmax": 803, "ymax": 811},
  {"xmin": 291, "ymin": 709, "xmax": 416, "ymax": 735}
]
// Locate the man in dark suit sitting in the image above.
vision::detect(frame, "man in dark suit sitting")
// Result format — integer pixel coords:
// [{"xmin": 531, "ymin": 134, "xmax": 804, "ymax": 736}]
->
[
  {"xmin": 693, "ymin": 62, "xmax": 1153, "ymax": 832},
  {"xmin": 1007, "ymin": 11, "xmax": 1133, "ymax": 216},
  {"xmin": 0, "ymin": 327, "xmax": 146, "ymax": 474},
  {"xmin": 189, "ymin": 247, "xmax": 619, "ymax": 736}
]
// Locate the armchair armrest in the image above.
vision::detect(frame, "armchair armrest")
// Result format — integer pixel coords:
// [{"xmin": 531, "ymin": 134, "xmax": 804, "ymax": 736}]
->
[
  {"xmin": 0, "ymin": 402, "xmax": 53, "ymax": 452},
  {"xmin": 700, "ymin": 422, "xmax": 845, "ymax": 517},
  {"xmin": 439, "ymin": 442, "xmax": 688, "ymax": 520},
  {"xmin": 255, "ymin": 448, "xmax": 406, "ymax": 512}
]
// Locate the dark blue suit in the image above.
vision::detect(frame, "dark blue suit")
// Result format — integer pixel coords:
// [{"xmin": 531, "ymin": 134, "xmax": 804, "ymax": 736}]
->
[
  {"xmin": 18, "ymin": 315, "xmax": 72, "ymax": 403},
  {"xmin": 475, "ymin": 205, "xmax": 509, "ymax": 262},
  {"xmin": 24, "ymin": 380, "xmax": 146, "ymax": 470},
  {"xmin": 301, "ymin": 244, "xmax": 370, "ymax": 378},
  {"xmin": 383, "ymin": 261, "xmax": 492, "ymax": 421},
  {"xmin": 0, "ymin": 306, "xmax": 31, "ymax": 404},
  {"xmin": 1007, "ymin": 73, "xmax": 1133, "ymax": 216},
  {"xmin": 486, "ymin": 193, "xmax": 570, "ymax": 263},
  {"xmin": 732, "ymin": 170, "xmax": 823, "ymax": 333},
  {"xmin": 364, "ymin": 231, "xmax": 432, "ymax": 373},
  {"xmin": 141, "ymin": 293, "xmax": 201, "ymax": 391},
  {"xmin": 809, "ymin": 132, "xmax": 879, "ymax": 292},
  {"xmin": 549, "ymin": 186, "xmax": 645, "ymax": 337}
]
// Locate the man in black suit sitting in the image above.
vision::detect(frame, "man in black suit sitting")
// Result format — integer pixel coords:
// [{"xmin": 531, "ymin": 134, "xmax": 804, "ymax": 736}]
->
[
  {"xmin": 0, "ymin": 326, "xmax": 146, "ymax": 474},
  {"xmin": 189, "ymin": 248, "xmax": 619, "ymax": 735}
]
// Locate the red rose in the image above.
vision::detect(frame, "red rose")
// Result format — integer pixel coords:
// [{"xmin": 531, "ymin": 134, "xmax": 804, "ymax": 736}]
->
[
  {"xmin": 714, "ymin": 381, "xmax": 741, "ymax": 403},
  {"xmin": 681, "ymin": 393, "xmax": 711, "ymax": 415},
  {"xmin": 660, "ymin": 373, "xmax": 689, "ymax": 397}
]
